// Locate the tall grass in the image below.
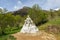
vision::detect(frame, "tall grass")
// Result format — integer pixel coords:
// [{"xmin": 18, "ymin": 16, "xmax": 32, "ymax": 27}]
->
[{"xmin": 0, "ymin": 35, "xmax": 16, "ymax": 40}]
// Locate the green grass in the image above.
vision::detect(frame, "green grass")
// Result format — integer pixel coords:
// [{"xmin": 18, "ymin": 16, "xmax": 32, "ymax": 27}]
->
[
  {"xmin": 0, "ymin": 26, "xmax": 22, "ymax": 40},
  {"xmin": 39, "ymin": 18, "xmax": 60, "ymax": 30},
  {"xmin": 48, "ymin": 18, "xmax": 60, "ymax": 25},
  {"xmin": 38, "ymin": 18, "xmax": 60, "ymax": 40},
  {"xmin": 4, "ymin": 26, "xmax": 22, "ymax": 35},
  {"xmin": 0, "ymin": 35, "xmax": 16, "ymax": 40}
]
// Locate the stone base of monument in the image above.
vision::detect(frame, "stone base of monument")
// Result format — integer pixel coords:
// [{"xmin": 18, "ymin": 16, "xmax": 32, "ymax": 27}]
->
[
  {"xmin": 20, "ymin": 15, "xmax": 39, "ymax": 33},
  {"xmin": 20, "ymin": 25, "xmax": 39, "ymax": 33}
]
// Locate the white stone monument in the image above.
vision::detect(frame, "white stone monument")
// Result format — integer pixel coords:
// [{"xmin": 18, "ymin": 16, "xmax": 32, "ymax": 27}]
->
[{"xmin": 20, "ymin": 15, "xmax": 39, "ymax": 33}]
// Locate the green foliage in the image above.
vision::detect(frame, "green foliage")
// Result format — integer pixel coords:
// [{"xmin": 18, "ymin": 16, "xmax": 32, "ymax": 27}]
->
[
  {"xmin": 4, "ymin": 26, "xmax": 22, "ymax": 34},
  {"xmin": 0, "ymin": 4, "xmax": 60, "ymax": 38},
  {"xmin": 49, "ymin": 18, "xmax": 60, "ymax": 25},
  {"xmin": 0, "ymin": 35, "xmax": 16, "ymax": 40},
  {"xmin": 0, "ymin": 13, "xmax": 22, "ymax": 35},
  {"xmin": 28, "ymin": 4, "xmax": 48, "ymax": 25}
]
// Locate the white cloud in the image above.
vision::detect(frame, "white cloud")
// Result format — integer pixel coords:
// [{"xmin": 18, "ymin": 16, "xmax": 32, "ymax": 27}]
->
[
  {"xmin": 54, "ymin": 8, "xmax": 60, "ymax": 11},
  {"xmin": 43, "ymin": 0, "xmax": 60, "ymax": 10},
  {"xmin": 0, "ymin": 7, "xmax": 4, "ymax": 10},
  {"xmin": 13, "ymin": 1, "xmax": 24, "ymax": 11},
  {"xmin": 14, "ymin": 6, "xmax": 19, "ymax": 10},
  {"xmin": 17, "ymin": 1, "xmax": 22, "ymax": 5}
]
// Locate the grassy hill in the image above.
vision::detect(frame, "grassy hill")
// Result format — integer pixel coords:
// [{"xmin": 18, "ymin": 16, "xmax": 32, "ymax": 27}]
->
[{"xmin": 39, "ymin": 18, "xmax": 60, "ymax": 40}]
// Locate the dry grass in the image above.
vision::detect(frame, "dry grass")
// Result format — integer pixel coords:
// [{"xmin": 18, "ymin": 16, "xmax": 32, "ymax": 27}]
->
[{"xmin": 12, "ymin": 31, "xmax": 56, "ymax": 40}]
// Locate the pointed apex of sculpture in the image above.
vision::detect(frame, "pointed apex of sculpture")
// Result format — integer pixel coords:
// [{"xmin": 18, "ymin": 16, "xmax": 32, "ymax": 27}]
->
[{"xmin": 27, "ymin": 15, "xmax": 30, "ymax": 18}]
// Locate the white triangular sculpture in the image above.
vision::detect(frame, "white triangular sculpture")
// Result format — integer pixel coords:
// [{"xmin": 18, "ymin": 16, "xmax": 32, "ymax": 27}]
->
[{"xmin": 20, "ymin": 15, "xmax": 39, "ymax": 33}]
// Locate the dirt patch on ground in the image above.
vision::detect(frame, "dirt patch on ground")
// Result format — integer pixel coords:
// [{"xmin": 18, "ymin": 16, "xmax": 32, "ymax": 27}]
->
[
  {"xmin": 46, "ymin": 25, "xmax": 60, "ymax": 34},
  {"xmin": 12, "ymin": 31, "xmax": 56, "ymax": 40}
]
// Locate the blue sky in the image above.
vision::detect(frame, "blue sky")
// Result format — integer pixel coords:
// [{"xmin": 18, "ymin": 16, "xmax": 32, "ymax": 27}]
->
[{"xmin": 0, "ymin": 0, "xmax": 60, "ymax": 11}]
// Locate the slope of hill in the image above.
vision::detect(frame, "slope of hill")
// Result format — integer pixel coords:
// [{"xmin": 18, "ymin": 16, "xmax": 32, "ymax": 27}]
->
[{"xmin": 38, "ymin": 18, "xmax": 60, "ymax": 40}]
